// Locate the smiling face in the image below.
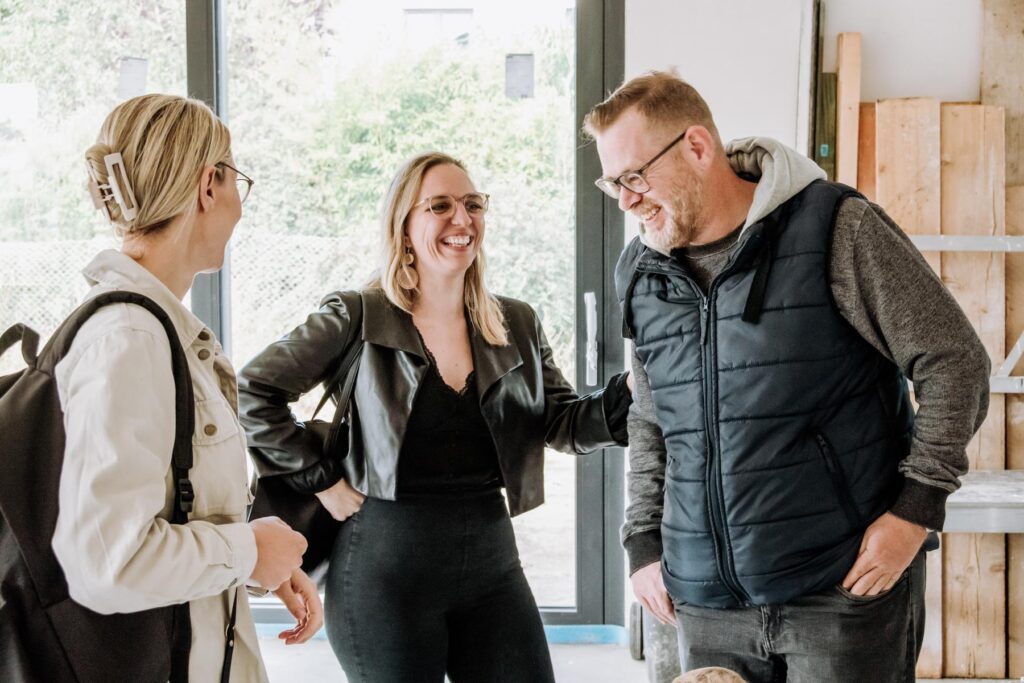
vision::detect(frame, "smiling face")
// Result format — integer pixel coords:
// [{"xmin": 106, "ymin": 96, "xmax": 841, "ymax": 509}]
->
[
  {"xmin": 405, "ymin": 163, "xmax": 484, "ymax": 282},
  {"xmin": 594, "ymin": 107, "xmax": 706, "ymax": 253}
]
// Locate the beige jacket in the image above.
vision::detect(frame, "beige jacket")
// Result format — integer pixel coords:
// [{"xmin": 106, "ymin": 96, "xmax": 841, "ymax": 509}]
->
[{"xmin": 52, "ymin": 250, "xmax": 268, "ymax": 682}]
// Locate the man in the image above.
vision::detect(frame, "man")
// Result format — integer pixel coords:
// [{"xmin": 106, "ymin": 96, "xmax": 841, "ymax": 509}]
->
[{"xmin": 586, "ymin": 71, "xmax": 990, "ymax": 681}]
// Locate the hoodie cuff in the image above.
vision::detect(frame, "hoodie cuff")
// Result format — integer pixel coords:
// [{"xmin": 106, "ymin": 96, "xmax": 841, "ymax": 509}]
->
[
  {"xmin": 889, "ymin": 478, "xmax": 951, "ymax": 532},
  {"xmin": 624, "ymin": 530, "xmax": 663, "ymax": 576}
]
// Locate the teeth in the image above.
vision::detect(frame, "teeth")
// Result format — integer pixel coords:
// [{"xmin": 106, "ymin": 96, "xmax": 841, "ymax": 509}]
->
[
  {"xmin": 442, "ymin": 235, "xmax": 472, "ymax": 247},
  {"xmin": 639, "ymin": 207, "xmax": 660, "ymax": 222}
]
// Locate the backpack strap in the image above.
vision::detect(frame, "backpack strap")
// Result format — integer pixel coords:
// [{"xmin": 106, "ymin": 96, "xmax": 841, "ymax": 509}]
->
[
  {"xmin": 0, "ymin": 323, "xmax": 40, "ymax": 365},
  {"xmin": 46, "ymin": 291, "xmax": 197, "ymax": 516},
  {"xmin": 44, "ymin": 291, "xmax": 196, "ymax": 681}
]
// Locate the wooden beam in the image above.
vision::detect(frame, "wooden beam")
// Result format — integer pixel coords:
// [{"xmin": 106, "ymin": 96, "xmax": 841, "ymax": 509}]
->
[
  {"xmin": 835, "ymin": 32, "xmax": 861, "ymax": 186},
  {"xmin": 940, "ymin": 103, "xmax": 1007, "ymax": 680},
  {"xmin": 814, "ymin": 72, "xmax": 837, "ymax": 181},
  {"xmin": 875, "ymin": 98, "xmax": 941, "ymax": 274},
  {"xmin": 857, "ymin": 102, "xmax": 876, "ymax": 202},
  {"xmin": 943, "ymin": 533, "xmax": 1007, "ymax": 678},
  {"xmin": 873, "ymin": 97, "xmax": 943, "ymax": 677},
  {"xmin": 982, "ymin": 2, "xmax": 1024, "ymax": 673},
  {"xmin": 1008, "ymin": 185, "xmax": 1024, "ymax": 678}
]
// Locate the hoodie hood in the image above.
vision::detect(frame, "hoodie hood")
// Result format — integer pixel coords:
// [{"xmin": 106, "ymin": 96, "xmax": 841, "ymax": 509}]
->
[{"xmin": 637, "ymin": 136, "xmax": 825, "ymax": 254}]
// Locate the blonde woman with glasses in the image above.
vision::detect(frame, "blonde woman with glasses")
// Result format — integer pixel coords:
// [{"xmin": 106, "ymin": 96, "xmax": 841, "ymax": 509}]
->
[
  {"xmin": 239, "ymin": 151, "xmax": 632, "ymax": 682},
  {"xmin": 46, "ymin": 94, "xmax": 321, "ymax": 682}
]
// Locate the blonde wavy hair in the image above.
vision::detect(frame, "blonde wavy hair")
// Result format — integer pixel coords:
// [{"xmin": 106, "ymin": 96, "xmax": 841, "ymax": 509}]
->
[
  {"xmin": 85, "ymin": 93, "xmax": 232, "ymax": 238},
  {"xmin": 368, "ymin": 152, "xmax": 508, "ymax": 346}
]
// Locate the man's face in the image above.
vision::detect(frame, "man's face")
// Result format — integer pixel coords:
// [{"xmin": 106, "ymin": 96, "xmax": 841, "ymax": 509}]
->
[{"xmin": 594, "ymin": 108, "xmax": 705, "ymax": 253}]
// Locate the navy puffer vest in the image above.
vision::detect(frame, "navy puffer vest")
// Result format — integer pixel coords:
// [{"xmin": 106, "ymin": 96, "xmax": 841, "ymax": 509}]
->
[{"xmin": 617, "ymin": 180, "xmax": 914, "ymax": 608}]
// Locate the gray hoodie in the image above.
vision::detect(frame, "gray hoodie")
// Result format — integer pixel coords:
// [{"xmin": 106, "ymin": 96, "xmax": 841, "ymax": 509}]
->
[{"xmin": 622, "ymin": 137, "xmax": 990, "ymax": 575}]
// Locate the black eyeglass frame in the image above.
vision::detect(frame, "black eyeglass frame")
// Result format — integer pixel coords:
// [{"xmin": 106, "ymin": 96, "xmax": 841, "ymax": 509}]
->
[{"xmin": 593, "ymin": 127, "xmax": 691, "ymax": 199}]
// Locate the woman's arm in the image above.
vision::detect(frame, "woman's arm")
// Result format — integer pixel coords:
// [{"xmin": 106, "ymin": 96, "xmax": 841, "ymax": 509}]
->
[
  {"xmin": 237, "ymin": 292, "xmax": 360, "ymax": 492},
  {"xmin": 54, "ymin": 327, "xmax": 257, "ymax": 614},
  {"xmin": 529, "ymin": 306, "xmax": 632, "ymax": 454}
]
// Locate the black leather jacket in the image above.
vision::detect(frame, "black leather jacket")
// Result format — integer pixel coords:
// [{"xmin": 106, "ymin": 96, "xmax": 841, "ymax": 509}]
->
[{"xmin": 238, "ymin": 289, "xmax": 630, "ymax": 516}]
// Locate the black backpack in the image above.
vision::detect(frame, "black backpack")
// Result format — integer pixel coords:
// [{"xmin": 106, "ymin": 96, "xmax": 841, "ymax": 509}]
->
[{"xmin": 0, "ymin": 291, "xmax": 195, "ymax": 683}]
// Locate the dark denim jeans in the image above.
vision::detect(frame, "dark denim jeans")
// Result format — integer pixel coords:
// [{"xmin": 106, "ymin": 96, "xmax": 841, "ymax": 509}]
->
[
  {"xmin": 324, "ymin": 491, "xmax": 555, "ymax": 683},
  {"xmin": 674, "ymin": 552, "xmax": 927, "ymax": 682}
]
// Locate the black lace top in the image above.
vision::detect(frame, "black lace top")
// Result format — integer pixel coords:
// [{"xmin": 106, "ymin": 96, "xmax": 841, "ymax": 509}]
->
[{"xmin": 396, "ymin": 344, "xmax": 503, "ymax": 496}]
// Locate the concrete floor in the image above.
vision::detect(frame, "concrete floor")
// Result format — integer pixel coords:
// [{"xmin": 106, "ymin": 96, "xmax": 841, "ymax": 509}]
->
[
  {"xmin": 260, "ymin": 637, "xmax": 647, "ymax": 682},
  {"xmin": 260, "ymin": 636, "xmax": 1021, "ymax": 682}
]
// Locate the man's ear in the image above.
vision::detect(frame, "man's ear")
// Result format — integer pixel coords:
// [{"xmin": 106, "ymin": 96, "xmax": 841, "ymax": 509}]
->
[
  {"xmin": 684, "ymin": 126, "xmax": 717, "ymax": 170},
  {"xmin": 197, "ymin": 165, "xmax": 218, "ymax": 213}
]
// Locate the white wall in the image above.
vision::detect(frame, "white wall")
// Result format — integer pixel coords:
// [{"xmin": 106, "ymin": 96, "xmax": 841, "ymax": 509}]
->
[
  {"xmin": 625, "ymin": 0, "xmax": 814, "ymax": 149},
  {"xmin": 625, "ymin": 0, "xmax": 983, "ymax": 148},
  {"xmin": 819, "ymin": 0, "xmax": 981, "ymax": 103}
]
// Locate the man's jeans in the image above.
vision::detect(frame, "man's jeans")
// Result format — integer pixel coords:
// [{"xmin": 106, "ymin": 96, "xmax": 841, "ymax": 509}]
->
[{"xmin": 674, "ymin": 552, "xmax": 926, "ymax": 682}]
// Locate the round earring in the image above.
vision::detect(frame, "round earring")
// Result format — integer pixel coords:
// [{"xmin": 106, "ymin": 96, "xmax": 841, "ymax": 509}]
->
[{"xmin": 398, "ymin": 246, "xmax": 418, "ymax": 290}]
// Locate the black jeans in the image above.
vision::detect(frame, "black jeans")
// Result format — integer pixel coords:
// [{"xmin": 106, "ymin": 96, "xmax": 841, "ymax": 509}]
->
[
  {"xmin": 674, "ymin": 551, "xmax": 927, "ymax": 682},
  {"xmin": 324, "ymin": 490, "xmax": 555, "ymax": 683}
]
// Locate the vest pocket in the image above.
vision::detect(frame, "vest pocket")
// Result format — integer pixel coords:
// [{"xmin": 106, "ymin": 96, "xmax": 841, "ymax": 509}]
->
[{"xmin": 813, "ymin": 432, "xmax": 863, "ymax": 530}]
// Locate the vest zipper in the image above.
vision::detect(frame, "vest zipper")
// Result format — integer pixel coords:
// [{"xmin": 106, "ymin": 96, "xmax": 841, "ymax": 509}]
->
[{"xmin": 699, "ymin": 286, "xmax": 750, "ymax": 605}]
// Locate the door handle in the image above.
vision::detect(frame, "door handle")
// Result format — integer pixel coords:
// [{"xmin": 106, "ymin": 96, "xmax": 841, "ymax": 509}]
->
[{"xmin": 584, "ymin": 291, "xmax": 598, "ymax": 386}]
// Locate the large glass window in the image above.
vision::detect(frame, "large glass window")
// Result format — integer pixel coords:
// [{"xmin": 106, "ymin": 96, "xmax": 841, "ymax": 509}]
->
[
  {"xmin": 0, "ymin": 2, "xmax": 186, "ymax": 373},
  {"xmin": 225, "ymin": 0, "xmax": 578, "ymax": 607}
]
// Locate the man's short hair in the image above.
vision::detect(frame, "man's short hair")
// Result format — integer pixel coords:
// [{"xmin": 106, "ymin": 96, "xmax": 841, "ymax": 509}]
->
[{"xmin": 583, "ymin": 69, "xmax": 720, "ymax": 145}]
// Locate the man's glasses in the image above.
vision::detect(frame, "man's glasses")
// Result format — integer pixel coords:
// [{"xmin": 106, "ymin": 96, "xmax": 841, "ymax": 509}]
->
[
  {"xmin": 594, "ymin": 127, "xmax": 690, "ymax": 199},
  {"xmin": 218, "ymin": 162, "xmax": 254, "ymax": 204},
  {"xmin": 413, "ymin": 193, "xmax": 490, "ymax": 218}
]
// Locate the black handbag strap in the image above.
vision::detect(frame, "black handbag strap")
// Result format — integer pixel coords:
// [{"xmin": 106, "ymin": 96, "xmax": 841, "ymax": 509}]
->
[{"xmin": 312, "ymin": 292, "xmax": 365, "ymax": 420}]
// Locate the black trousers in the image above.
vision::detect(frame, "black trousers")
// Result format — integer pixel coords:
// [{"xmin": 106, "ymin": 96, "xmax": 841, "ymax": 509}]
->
[
  {"xmin": 674, "ymin": 551, "xmax": 927, "ymax": 682},
  {"xmin": 324, "ymin": 490, "xmax": 555, "ymax": 683}
]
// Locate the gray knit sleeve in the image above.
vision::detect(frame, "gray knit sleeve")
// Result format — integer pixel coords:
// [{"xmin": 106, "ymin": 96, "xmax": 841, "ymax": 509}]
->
[
  {"xmin": 829, "ymin": 197, "xmax": 991, "ymax": 530},
  {"xmin": 621, "ymin": 347, "xmax": 667, "ymax": 574}
]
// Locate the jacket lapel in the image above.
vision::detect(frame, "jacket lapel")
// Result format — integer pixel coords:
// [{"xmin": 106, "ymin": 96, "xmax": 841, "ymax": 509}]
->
[
  {"xmin": 472, "ymin": 324, "xmax": 523, "ymax": 401},
  {"xmin": 360, "ymin": 290, "xmax": 426, "ymax": 358}
]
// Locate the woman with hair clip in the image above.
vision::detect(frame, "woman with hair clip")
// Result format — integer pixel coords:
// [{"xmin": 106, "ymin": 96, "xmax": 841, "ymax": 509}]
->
[
  {"xmin": 238, "ymin": 151, "xmax": 632, "ymax": 682},
  {"xmin": 51, "ymin": 94, "xmax": 322, "ymax": 681}
]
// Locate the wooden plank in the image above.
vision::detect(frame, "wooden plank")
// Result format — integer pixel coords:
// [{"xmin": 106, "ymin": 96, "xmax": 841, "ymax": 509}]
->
[
  {"xmin": 1008, "ymin": 185, "xmax": 1024, "ymax": 678},
  {"xmin": 982, "ymin": 3, "xmax": 1024, "ymax": 674},
  {"xmin": 874, "ymin": 98, "xmax": 941, "ymax": 274},
  {"xmin": 857, "ymin": 102, "xmax": 877, "ymax": 202},
  {"xmin": 917, "ymin": 549, "xmax": 944, "ymax": 678},
  {"xmin": 873, "ymin": 97, "xmax": 943, "ymax": 677},
  {"xmin": 943, "ymin": 533, "xmax": 1007, "ymax": 678},
  {"xmin": 983, "ymin": 0, "xmax": 1024, "ymax": 186},
  {"xmin": 835, "ymin": 33, "xmax": 861, "ymax": 186},
  {"xmin": 814, "ymin": 72, "xmax": 836, "ymax": 181},
  {"xmin": 1012, "ymin": 532, "xmax": 1024, "ymax": 677},
  {"xmin": 941, "ymin": 103, "xmax": 1006, "ymax": 471},
  {"xmin": 940, "ymin": 103, "xmax": 1007, "ymax": 680}
]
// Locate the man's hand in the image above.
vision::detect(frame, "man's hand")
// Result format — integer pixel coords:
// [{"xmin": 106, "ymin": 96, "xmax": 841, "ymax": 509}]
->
[
  {"xmin": 273, "ymin": 568, "xmax": 324, "ymax": 645},
  {"xmin": 631, "ymin": 561, "xmax": 677, "ymax": 626},
  {"xmin": 315, "ymin": 478, "xmax": 365, "ymax": 522},
  {"xmin": 841, "ymin": 511, "xmax": 927, "ymax": 596}
]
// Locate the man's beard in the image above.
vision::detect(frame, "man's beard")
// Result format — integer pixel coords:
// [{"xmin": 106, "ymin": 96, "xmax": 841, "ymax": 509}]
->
[{"xmin": 644, "ymin": 175, "xmax": 705, "ymax": 253}]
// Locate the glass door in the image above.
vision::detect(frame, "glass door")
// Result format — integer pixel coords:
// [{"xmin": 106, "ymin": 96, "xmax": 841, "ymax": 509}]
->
[{"xmin": 220, "ymin": 0, "xmax": 612, "ymax": 620}]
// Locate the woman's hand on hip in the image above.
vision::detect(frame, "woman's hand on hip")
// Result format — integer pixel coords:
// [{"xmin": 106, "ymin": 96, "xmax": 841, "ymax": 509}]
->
[{"xmin": 315, "ymin": 478, "xmax": 366, "ymax": 521}]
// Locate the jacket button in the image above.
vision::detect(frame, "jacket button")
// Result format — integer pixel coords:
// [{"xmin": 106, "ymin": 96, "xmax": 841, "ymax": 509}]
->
[
  {"xmin": 198, "ymin": 330, "xmax": 211, "ymax": 341},
  {"xmin": 197, "ymin": 348, "xmax": 211, "ymax": 360},
  {"xmin": 204, "ymin": 424, "xmax": 217, "ymax": 436}
]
